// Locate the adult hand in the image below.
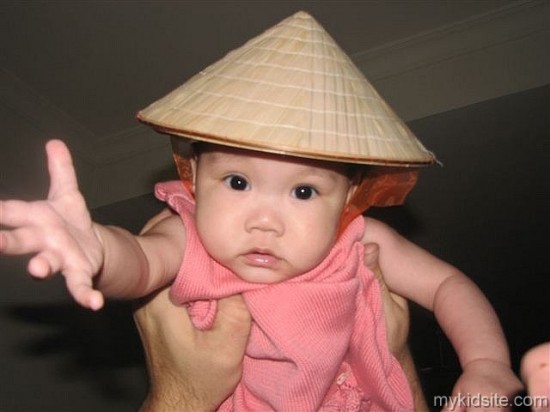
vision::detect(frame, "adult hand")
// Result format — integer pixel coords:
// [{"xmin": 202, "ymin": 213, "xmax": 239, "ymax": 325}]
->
[
  {"xmin": 0, "ymin": 139, "xmax": 104, "ymax": 309},
  {"xmin": 364, "ymin": 242, "xmax": 429, "ymax": 411},
  {"xmin": 134, "ymin": 289, "xmax": 251, "ymax": 412}
]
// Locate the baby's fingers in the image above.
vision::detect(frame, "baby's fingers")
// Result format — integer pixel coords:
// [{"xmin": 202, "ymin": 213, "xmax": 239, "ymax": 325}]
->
[
  {"xmin": 0, "ymin": 226, "xmax": 46, "ymax": 255},
  {"xmin": 46, "ymin": 140, "xmax": 80, "ymax": 200},
  {"xmin": 27, "ymin": 250, "xmax": 62, "ymax": 279},
  {"xmin": 65, "ymin": 272, "xmax": 104, "ymax": 311},
  {"xmin": 0, "ymin": 199, "xmax": 38, "ymax": 228},
  {"xmin": 29, "ymin": 250, "xmax": 105, "ymax": 311}
]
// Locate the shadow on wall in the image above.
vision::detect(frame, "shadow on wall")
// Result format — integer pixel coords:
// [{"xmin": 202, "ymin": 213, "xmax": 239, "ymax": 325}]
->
[{"xmin": 6, "ymin": 302, "xmax": 144, "ymax": 400}]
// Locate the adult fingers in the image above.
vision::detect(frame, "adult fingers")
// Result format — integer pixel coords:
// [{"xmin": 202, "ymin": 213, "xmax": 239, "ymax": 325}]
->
[
  {"xmin": 137, "ymin": 288, "xmax": 190, "ymax": 324},
  {"xmin": 364, "ymin": 242, "xmax": 409, "ymax": 355},
  {"xmin": 521, "ymin": 343, "xmax": 550, "ymax": 383},
  {"xmin": 134, "ymin": 287, "xmax": 196, "ymax": 338},
  {"xmin": 212, "ymin": 295, "xmax": 251, "ymax": 347},
  {"xmin": 214, "ymin": 295, "xmax": 251, "ymax": 331},
  {"xmin": 363, "ymin": 242, "xmax": 381, "ymax": 273},
  {"xmin": 521, "ymin": 343, "xmax": 550, "ymax": 412},
  {"xmin": 365, "ymin": 242, "xmax": 407, "ymax": 310}
]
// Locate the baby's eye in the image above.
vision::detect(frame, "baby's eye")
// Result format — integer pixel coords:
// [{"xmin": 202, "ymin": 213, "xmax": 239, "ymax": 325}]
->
[
  {"xmin": 292, "ymin": 185, "xmax": 318, "ymax": 200},
  {"xmin": 224, "ymin": 175, "xmax": 250, "ymax": 191}
]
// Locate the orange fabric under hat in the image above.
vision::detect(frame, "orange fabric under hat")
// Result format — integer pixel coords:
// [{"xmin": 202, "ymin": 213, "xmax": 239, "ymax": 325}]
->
[{"xmin": 338, "ymin": 167, "xmax": 418, "ymax": 236}]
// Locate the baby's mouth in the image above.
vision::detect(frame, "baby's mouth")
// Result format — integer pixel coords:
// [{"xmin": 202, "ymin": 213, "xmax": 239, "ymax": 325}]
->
[{"xmin": 243, "ymin": 249, "xmax": 280, "ymax": 268}]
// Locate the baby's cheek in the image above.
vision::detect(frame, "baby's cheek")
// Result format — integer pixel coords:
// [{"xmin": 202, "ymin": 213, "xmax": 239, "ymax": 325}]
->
[
  {"xmin": 195, "ymin": 213, "xmax": 219, "ymax": 253},
  {"xmin": 297, "ymin": 232, "xmax": 337, "ymax": 273}
]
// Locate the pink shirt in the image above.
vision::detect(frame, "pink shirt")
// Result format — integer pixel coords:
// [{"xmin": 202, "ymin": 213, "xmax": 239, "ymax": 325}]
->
[{"xmin": 156, "ymin": 181, "xmax": 413, "ymax": 411}]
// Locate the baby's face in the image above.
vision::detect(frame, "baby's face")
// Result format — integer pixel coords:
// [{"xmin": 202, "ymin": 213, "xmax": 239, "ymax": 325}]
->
[{"xmin": 192, "ymin": 145, "xmax": 355, "ymax": 284}]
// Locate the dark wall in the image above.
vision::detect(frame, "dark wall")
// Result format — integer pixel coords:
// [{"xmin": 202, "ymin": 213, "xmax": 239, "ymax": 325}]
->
[
  {"xmin": 1, "ymin": 85, "xmax": 548, "ymax": 411},
  {"xmin": 371, "ymin": 85, "xmax": 549, "ymax": 402}
]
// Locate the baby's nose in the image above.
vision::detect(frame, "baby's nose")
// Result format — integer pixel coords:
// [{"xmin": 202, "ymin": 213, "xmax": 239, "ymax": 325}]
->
[{"xmin": 244, "ymin": 201, "xmax": 284, "ymax": 236}]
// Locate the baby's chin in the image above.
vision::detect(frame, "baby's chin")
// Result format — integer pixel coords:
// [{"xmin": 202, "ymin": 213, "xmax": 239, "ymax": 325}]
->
[
  {"xmin": 231, "ymin": 268, "xmax": 295, "ymax": 285},
  {"xmin": 223, "ymin": 260, "xmax": 300, "ymax": 285}
]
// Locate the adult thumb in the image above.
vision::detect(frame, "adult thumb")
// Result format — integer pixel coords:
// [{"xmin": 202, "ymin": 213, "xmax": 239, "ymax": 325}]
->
[
  {"xmin": 212, "ymin": 294, "xmax": 252, "ymax": 346},
  {"xmin": 363, "ymin": 242, "xmax": 381, "ymax": 274}
]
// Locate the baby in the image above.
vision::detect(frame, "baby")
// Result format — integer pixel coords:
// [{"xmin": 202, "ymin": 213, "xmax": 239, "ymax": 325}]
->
[{"xmin": 0, "ymin": 11, "xmax": 521, "ymax": 411}]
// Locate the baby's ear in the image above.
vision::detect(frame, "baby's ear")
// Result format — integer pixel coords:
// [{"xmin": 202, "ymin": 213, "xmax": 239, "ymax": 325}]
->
[
  {"xmin": 170, "ymin": 137, "xmax": 196, "ymax": 193},
  {"xmin": 189, "ymin": 156, "xmax": 198, "ymax": 193},
  {"xmin": 346, "ymin": 181, "xmax": 359, "ymax": 204},
  {"xmin": 345, "ymin": 166, "xmax": 365, "ymax": 203}
]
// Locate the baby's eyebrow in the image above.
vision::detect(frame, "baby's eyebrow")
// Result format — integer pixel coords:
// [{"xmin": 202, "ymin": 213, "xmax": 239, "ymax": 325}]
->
[
  {"xmin": 201, "ymin": 150, "xmax": 242, "ymax": 166},
  {"xmin": 296, "ymin": 166, "xmax": 343, "ymax": 183}
]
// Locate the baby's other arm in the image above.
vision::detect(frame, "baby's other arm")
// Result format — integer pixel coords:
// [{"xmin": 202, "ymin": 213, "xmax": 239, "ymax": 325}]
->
[{"xmin": 362, "ymin": 217, "xmax": 523, "ymax": 406}]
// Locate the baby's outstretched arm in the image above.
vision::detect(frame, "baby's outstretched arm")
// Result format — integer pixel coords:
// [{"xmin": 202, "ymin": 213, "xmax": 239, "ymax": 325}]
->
[
  {"xmin": 0, "ymin": 140, "xmax": 183, "ymax": 310},
  {"xmin": 362, "ymin": 217, "xmax": 523, "ymax": 407}
]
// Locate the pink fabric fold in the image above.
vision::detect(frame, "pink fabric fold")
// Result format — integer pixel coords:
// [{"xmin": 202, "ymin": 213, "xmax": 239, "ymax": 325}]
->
[{"xmin": 156, "ymin": 181, "xmax": 413, "ymax": 411}]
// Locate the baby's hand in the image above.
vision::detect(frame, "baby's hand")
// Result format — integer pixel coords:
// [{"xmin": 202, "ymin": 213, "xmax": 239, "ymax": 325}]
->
[
  {"xmin": 444, "ymin": 358, "xmax": 523, "ymax": 411},
  {"xmin": 0, "ymin": 140, "xmax": 104, "ymax": 310}
]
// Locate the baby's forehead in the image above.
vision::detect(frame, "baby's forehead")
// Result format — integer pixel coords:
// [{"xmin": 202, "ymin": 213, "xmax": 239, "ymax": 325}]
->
[{"xmin": 198, "ymin": 143, "xmax": 351, "ymax": 176}]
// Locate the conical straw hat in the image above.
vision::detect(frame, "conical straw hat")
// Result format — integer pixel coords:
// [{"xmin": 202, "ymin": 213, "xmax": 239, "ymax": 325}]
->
[{"xmin": 138, "ymin": 11, "xmax": 436, "ymax": 167}]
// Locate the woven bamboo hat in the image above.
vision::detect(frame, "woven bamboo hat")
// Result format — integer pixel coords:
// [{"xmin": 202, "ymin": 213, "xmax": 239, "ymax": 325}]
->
[{"xmin": 138, "ymin": 11, "xmax": 435, "ymax": 167}]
